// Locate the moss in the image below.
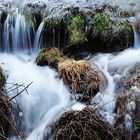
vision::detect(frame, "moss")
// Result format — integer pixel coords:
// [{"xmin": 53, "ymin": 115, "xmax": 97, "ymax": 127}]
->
[
  {"xmin": 44, "ymin": 17, "xmax": 62, "ymax": 28},
  {"xmin": 117, "ymin": 9, "xmax": 133, "ymax": 18},
  {"xmin": 113, "ymin": 21, "xmax": 132, "ymax": 37},
  {"xmin": 67, "ymin": 15, "xmax": 87, "ymax": 44},
  {"xmin": 91, "ymin": 13, "xmax": 110, "ymax": 41},
  {"xmin": 36, "ymin": 48, "xmax": 67, "ymax": 69}
]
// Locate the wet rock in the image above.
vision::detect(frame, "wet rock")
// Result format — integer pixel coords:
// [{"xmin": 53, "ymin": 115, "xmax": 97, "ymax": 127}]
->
[
  {"xmin": 41, "ymin": 4, "xmax": 134, "ymax": 55},
  {"xmin": 117, "ymin": 64, "xmax": 140, "ymax": 92},
  {"xmin": 36, "ymin": 47, "xmax": 67, "ymax": 69},
  {"xmin": 58, "ymin": 59, "xmax": 106, "ymax": 102},
  {"xmin": 53, "ymin": 107, "xmax": 118, "ymax": 140},
  {"xmin": 88, "ymin": 13, "xmax": 134, "ymax": 53}
]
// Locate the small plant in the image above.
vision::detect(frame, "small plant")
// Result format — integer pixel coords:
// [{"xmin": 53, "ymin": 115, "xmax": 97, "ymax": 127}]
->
[
  {"xmin": 44, "ymin": 17, "xmax": 61, "ymax": 28},
  {"xmin": 68, "ymin": 15, "xmax": 87, "ymax": 44},
  {"xmin": 92, "ymin": 13, "xmax": 110, "ymax": 41}
]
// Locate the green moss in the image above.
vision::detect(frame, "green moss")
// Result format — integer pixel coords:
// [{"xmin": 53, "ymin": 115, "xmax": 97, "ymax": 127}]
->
[
  {"xmin": 91, "ymin": 13, "xmax": 110, "ymax": 41},
  {"xmin": 44, "ymin": 17, "xmax": 61, "ymax": 28},
  {"xmin": 70, "ymin": 30, "xmax": 87, "ymax": 44},
  {"xmin": 113, "ymin": 21, "xmax": 132, "ymax": 37},
  {"xmin": 68, "ymin": 15, "xmax": 87, "ymax": 44},
  {"xmin": 36, "ymin": 48, "xmax": 67, "ymax": 69}
]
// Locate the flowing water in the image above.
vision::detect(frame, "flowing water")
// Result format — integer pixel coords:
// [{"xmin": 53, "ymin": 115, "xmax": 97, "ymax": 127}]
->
[{"xmin": 0, "ymin": 0, "xmax": 140, "ymax": 139}]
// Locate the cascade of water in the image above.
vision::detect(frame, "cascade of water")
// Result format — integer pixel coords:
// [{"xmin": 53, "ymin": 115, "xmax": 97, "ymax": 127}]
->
[
  {"xmin": 34, "ymin": 21, "xmax": 44, "ymax": 53},
  {"xmin": 3, "ymin": 11, "xmax": 34, "ymax": 53}
]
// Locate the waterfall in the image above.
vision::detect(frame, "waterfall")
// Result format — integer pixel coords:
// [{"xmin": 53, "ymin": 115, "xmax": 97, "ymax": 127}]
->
[
  {"xmin": 2, "ymin": 10, "xmax": 35, "ymax": 53},
  {"xmin": 34, "ymin": 20, "xmax": 44, "ymax": 53}
]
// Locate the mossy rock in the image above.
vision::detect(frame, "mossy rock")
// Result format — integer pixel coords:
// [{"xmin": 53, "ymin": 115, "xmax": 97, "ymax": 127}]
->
[
  {"xmin": 35, "ymin": 47, "xmax": 67, "ymax": 69},
  {"xmin": 88, "ymin": 13, "xmax": 134, "ymax": 53},
  {"xmin": 58, "ymin": 59, "xmax": 106, "ymax": 102}
]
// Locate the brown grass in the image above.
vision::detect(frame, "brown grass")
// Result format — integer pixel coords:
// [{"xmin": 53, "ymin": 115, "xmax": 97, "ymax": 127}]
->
[
  {"xmin": 54, "ymin": 107, "xmax": 119, "ymax": 140},
  {"xmin": 58, "ymin": 59, "xmax": 106, "ymax": 101}
]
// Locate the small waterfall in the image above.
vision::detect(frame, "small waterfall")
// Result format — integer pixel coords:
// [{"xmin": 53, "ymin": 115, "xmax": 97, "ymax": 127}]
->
[
  {"xmin": 34, "ymin": 21, "xmax": 44, "ymax": 53},
  {"xmin": 129, "ymin": 17, "xmax": 140, "ymax": 49},
  {"xmin": 3, "ymin": 10, "xmax": 35, "ymax": 53}
]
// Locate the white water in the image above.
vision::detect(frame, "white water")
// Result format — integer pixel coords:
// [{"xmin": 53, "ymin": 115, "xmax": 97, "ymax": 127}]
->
[
  {"xmin": 3, "ymin": 11, "xmax": 34, "ymax": 53},
  {"xmin": 0, "ymin": 53, "xmax": 70, "ymax": 140}
]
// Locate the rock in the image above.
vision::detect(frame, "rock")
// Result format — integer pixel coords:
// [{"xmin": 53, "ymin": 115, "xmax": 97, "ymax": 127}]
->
[
  {"xmin": 53, "ymin": 107, "xmax": 118, "ymax": 140},
  {"xmin": 58, "ymin": 59, "xmax": 106, "ymax": 102},
  {"xmin": 117, "ymin": 64, "xmax": 140, "ymax": 92},
  {"xmin": 41, "ymin": 4, "xmax": 134, "ymax": 56},
  {"xmin": 35, "ymin": 47, "xmax": 67, "ymax": 69},
  {"xmin": 88, "ymin": 13, "xmax": 134, "ymax": 53}
]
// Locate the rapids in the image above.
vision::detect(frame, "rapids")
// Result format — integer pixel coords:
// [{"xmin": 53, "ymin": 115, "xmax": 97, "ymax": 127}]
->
[{"xmin": 0, "ymin": 0, "xmax": 140, "ymax": 139}]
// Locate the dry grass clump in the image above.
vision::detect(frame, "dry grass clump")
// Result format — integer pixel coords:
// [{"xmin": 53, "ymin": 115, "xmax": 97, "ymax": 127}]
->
[
  {"xmin": 0, "ymin": 66, "xmax": 18, "ymax": 139},
  {"xmin": 0, "ymin": 91, "xmax": 13, "ymax": 139},
  {"xmin": 54, "ymin": 107, "xmax": 118, "ymax": 140},
  {"xmin": 58, "ymin": 59, "xmax": 106, "ymax": 102},
  {"xmin": 36, "ymin": 47, "xmax": 67, "ymax": 69}
]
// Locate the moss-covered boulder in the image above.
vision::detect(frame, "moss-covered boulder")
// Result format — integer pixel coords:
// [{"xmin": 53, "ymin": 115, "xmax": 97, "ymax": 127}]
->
[
  {"xmin": 35, "ymin": 47, "xmax": 67, "ymax": 69},
  {"xmin": 88, "ymin": 13, "xmax": 134, "ymax": 53},
  {"xmin": 58, "ymin": 59, "xmax": 106, "ymax": 102},
  {"xmin": 41, "ymin": 4, "xmax": 134, "ymax": 56}
]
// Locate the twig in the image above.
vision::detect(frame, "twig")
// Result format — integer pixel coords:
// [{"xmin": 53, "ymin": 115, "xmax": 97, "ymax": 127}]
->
[{"xmin": 9, "ymin": 82, "xmax": 33, "ymax": 101}]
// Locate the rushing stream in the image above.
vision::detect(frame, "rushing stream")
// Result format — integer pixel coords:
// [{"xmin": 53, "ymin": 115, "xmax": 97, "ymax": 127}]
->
[{"xmin": 0, "ymin": 0, "xmax": 140, "ymax": 139}]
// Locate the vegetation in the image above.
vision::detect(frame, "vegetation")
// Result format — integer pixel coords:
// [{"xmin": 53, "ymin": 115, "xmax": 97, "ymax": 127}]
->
[
  {"xmin": 91, "ymin": 13, "xmax": 110, "ymax": 41},
  {"xmin": 53, "ymin": 107, "xmax": 119, "ymax": 140},
  {"xmin": 36, "ymin": 47, "xmax": 67, "ymax": 69},
  {"xmin": 58, "ymin": 59, "xmax": 106, "ymax": 102},
  {"xmin": 44, "ymin": 17, "xmax": 62, "ymax": 28},
  {"xmin": 67, "ymin": 15, "xmax": 87, "ymax": 44}
]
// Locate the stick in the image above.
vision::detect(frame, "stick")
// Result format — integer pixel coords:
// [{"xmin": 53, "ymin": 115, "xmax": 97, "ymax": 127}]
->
[{"xmin": 9, "ymin": 82, "xmax": 33, "ymax": 101}]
